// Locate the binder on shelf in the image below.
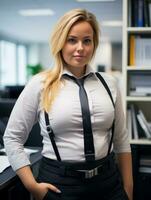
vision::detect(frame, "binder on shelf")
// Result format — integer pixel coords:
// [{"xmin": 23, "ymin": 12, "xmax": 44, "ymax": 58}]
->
[
  {"xmin": 129, "ymin": 35, "xmax": 135, "ymax": 66},
  {"xmin": 131, "ymin": 0, "xmax": 138, "ymax": 27},
  {"xmin": 139, "ymin": 109, "xmax": 151, "ymax": 135},
  {"xmin": 139, "ymin": 154, "xmax": 151, "ymax": 173},
  {"xmin": 128, "ymin": 71, "xmax": 151, "ymax": 97},
  {"xmin": 127, "ymin": 109, "xmax": 132, "ymax": 140},
  {"xmin": 139, "ymin": 166, "xmax": 151, "ymax": 173},
  {"xmin": 140, "ymin": 155, "xmax": 151, "ymax": 167},
  {"xmin": 137, "ymin": 114, "xmax": 151, "ymax": 139},
  {"xmin": 129, "ymin": 35, "xmax": 151, "ymax": 67},
  {"xmin": 130, "ymin": 0, "xmax": 151, "ymax": 27},
  {"xmin": 138, "ymin": 0, "xmax": 144, "ymax": 27},
  {"xmin": 130, "ymin": 104, "xmax": 151, "ymax": 139},
  {"xmin": 144, "ymin": 0, "xmax": 150, "ymax": 26},
  {"xmin": 128, "ymin": 0, "xmax": 132, "ymax": 26},
  {"xmin": 130, "ymin": 86, "xmax": 151, "ymax": 96},
  {"xmin": 130, "ymin": 104, "xmax": 139, "ymax": 139},
  {"xmin": 148, "ymin": 0, "xmax": 151, "ymax": 26},
  {"xmin": 135, "ymin": 105, "xmax": 151, "ymax": 139},
  {"xmin": 136, "ymin": 37, "xmax": 151, "ymax": 67}
]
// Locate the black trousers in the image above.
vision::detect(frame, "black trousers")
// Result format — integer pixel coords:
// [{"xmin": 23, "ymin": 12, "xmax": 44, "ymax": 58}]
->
[{"xmin": 37, "ymin": 153, "xmax": 129, "ymax": 200}]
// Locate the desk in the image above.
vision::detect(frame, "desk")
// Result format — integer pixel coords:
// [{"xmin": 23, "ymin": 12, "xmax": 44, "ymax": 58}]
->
[{"xmin": 0, "ymin": 148, "xmax": 42, "ymax": 200}]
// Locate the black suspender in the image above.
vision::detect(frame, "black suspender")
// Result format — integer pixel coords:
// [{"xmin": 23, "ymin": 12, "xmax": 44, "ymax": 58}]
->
[
  {"xmin": 95, "ymin": 73, "xmax": 115, "ymax": 108},
  {"xmin": 44, "ymin": 111, "xmax": 61, "ymax": 161},
  {"xmin": 95, "ymin": 72, "xmax": 115, "ymax": 156},
  {"xmin": 44, "ymin": 72, "xmax": 115, "ymax": 161}
]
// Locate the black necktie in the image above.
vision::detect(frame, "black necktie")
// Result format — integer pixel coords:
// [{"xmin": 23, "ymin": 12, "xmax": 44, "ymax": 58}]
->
[{"xmin": 65, "ymin": 74, "xmax": 95, "ymax": 161}]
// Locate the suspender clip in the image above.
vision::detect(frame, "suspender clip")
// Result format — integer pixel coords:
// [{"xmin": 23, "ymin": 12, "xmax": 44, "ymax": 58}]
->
[
  {"xmin": 46, "ymin": 125, "xmax": 54, "ymax": 137},
  {"xmin": 85, "ymin": 153, "xmax": 95, "ymax": 161},
  {"xmin": 46, "ymin": 125, "xmax": 52, "ymax": 132}
]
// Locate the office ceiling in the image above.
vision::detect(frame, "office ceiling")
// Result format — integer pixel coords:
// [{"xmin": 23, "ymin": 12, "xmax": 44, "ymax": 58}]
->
[{"xmin": 0, "ymin": 0, "xmax": 122, "ymax": 44}]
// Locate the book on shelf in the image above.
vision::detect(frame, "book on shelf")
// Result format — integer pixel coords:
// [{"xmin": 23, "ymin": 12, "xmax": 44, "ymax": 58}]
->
[
  {"xmin": 148, "ymin": 122, "xmax": 151, "ymax": 129},
  {"xmin": 129, "ymin": 104, "xmax": 151, "ymax": 139},
  {"xmin": 136, "ymin": 106, "xmax": 151, "ymax": 139},
  {"xmin": 139, "ymin": 166, "xmax": 151, "ymax": 173},
  {"xmin": 136, "ymin": 37, "xmax": 151, "ymax": 66},
  {"xmin": 138, "ymin": 0, "xmax": 144, "ymax": 27},
  {"xmin": 130, "ymin": 92, "xmax": 151, "ymax": 97},
  {"xmin": 128, "ymin": 71, "xmax": 151, "ymax": 96},
  {"xmin": 130, "ymin": 0, "xmax": 151, "ymax": 27},
  {"xmin": 135, "ymin": 87, "xmax": 151, "ymax": 93},
  {"xmin": 129, "ymin": 104, "xmax": 139, "ymax": 139},
  {"xmin": 127, "ymin": 109, "xmax": 132, "ymax": 140},
  {"xmin": 129, "ymin": 35, "xmax": 135, "ymax": 66},
  {"xmin": 139, "ymin": 154, "xmax": 151, "ymax": 175},
  {"xmin": 131, "ymin": 0, "xmax": 139, "ymax": 27},
  {"xmin": 148, "ymin": 0, "xmax": 151, "ymax": 26},
  {"xmin": 128, "ymin": 0, "xmax": 132, "ymax": 26},
  {"xmin": 137, "ymin": 114, "xmax": 151, "ymax": 139},
  {"xmin": 139, "ymin": 109, "xmax": 151, "ymax": 134},
  {"xmin": 129, "ymin": 35, "xmax": 151, "ymax": 67},
  {"xmin": 144, "ymin": 0, "xmax": 150, "ymax": 26},
  {"xmin": 130, "ymin": 86, "xmax": 151, "ymax": 96},
  {"xmin": 140, "ymin": 155, "xmax": 151, "ymax": 166}
]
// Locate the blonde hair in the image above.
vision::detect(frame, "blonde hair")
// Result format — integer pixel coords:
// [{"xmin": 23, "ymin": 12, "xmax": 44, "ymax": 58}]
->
[{"xmin": 41, "ymin": 8, "xmax": 100, "ymax": 112}]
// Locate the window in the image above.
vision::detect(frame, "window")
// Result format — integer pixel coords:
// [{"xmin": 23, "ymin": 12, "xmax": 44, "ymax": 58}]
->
[
  {"xmin": 0, "ymin": 40, "xmax": 27, "ymax": 86},
  {"xmin": 0, "ymin": 41, "xmax": 16, "ymax": 85},
  {"xmin": 18, "ymin": 45, "xmax": 27, "ymax": 85}
]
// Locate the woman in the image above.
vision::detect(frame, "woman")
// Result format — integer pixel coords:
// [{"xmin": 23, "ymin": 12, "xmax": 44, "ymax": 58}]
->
[{"xmin": 3, "ymin": 8, "xmax": 133, "ymax": 200}]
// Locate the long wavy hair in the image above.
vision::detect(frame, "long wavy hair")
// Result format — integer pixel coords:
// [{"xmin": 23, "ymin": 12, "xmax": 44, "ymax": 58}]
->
[{"xmin": 41, "ymin": 8, "xmax": 100, "ymax": 112}]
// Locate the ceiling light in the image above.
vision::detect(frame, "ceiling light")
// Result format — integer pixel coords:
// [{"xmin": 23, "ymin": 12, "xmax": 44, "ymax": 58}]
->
[
  {"xmin": 19, "ymin": 9, "xmax": 55, "ymax": 16},
  {"xmin": 77, "ymin": 0, "xmax": 116, "ymax": 2},
  {"xmin": 101, "ymin": 21, "xmax": 122, "ymax": 27}
]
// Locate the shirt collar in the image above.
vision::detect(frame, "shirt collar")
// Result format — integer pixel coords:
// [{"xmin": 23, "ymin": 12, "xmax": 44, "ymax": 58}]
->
[{"xmin": 62, "ymin": 65, "xmax": 96, "ymax": 79}]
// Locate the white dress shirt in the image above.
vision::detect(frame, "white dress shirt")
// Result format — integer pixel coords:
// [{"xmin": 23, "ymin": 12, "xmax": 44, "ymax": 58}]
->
[{"xmin": 3, "ymin": 65, "xmax": 131, "ymax": 171}]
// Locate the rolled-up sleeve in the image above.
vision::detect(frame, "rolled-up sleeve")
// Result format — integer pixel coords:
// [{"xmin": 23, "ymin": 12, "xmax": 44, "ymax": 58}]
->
[
  {"xmin": 113, "ymin": 86, "xmax": 131, "ymax": 153},
  {"xmin": 3, "ymin": 75, "xmax": 42, "ymax": 171}
]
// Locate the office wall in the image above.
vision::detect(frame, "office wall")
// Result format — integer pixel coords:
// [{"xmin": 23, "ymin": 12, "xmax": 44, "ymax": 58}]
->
[{"xmin": 39, "ymin": 44, "xmax": 53, "ymax": 69}]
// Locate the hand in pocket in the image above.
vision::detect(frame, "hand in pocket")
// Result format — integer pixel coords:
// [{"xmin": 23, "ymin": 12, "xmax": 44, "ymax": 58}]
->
[
  {"xmin": 43, "ymin": 189, "xmax": 62, "ymax": 200},
  {"xmin": 31, "ymin": 182, "xmax": 61, "ymax": 200}
]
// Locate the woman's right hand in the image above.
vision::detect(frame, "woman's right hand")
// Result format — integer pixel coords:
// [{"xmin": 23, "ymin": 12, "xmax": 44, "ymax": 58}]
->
[
  {"xmin": 15, "ymin": 166, "xmax": 61, "ymax": 200},
  {"xmin": 31, "ymin": 182, "xmax": 61, "ymax": 200}
]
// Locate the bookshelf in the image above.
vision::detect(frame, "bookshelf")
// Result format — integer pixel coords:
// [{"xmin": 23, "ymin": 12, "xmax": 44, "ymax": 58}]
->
[
  {"xmin": 123, "ymin": 1, "xmax": 151, "ymax": 199},
  {"xmin": 123, "ymin": 0, "xmax": 151, "ymax": 145}
]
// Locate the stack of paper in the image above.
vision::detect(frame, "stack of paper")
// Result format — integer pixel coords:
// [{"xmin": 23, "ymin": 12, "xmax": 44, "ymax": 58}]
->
[{"xmin": 0, "ymin": 156, "xmax": 10, "ymax": 173}]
